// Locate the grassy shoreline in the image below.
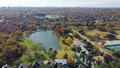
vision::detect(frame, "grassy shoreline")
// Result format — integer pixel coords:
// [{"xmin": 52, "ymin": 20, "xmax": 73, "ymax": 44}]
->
[
  {"xmin": 17, "ymin": 37, "xmax": 39, "ymax": 64},
  {"xmin": 15, "ymin": 30, "xmax": 75, "ymax": 66},
  {"xmin": 23, "ymin": 37, "xmax": 38, "ymax": 50}
]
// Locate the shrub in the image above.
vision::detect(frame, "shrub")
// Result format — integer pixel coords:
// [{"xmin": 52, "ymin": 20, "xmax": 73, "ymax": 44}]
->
[{"xmin": 113, "ymin": 51, "xmax": 120, "ymax": 58}]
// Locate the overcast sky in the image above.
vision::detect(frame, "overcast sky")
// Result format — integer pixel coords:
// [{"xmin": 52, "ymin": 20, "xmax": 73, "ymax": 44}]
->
[{"xmin": 0, "ymin": 0, "xmax": 120, "ymax": 7}]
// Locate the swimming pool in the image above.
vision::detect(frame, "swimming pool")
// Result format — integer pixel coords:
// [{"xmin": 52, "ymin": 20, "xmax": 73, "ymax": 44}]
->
[{"xmin": 105, "ymin": 44, "xmax": 120, "ymax": 51}]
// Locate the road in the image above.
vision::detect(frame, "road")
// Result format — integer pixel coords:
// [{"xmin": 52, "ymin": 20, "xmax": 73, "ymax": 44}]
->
[{"xmin": 71, "ymin": 27, "xmax": 113, "ymax": 56}]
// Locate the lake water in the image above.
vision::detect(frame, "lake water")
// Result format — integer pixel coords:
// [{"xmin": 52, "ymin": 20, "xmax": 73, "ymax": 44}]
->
[
  {"xmin": 105, "ymin": 44, "xmax": 120, "ymax": 51},
  {"xmin": 29, "ymin": 31, "xmax": 61, "ymax": 50}
]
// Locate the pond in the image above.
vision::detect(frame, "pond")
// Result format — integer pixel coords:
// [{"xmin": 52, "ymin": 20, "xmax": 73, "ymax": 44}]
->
[
  {"xmin": 105, "ymin": 44, "xmax": 120, "ymax": 51},
  {"xmin": 29, "ymin": 31, "xmax": 61, "ymax": 50}
]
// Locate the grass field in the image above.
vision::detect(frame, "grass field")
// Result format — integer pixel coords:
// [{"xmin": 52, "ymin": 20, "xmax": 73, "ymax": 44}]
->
[
  {"xmin": 23, "ymin": 37, "xmax": 38, "ymax": 50},
  {"xmin": 85, "ymin": 29, "xmax": 101, "ymax": 36},
  {"xmin": 18, "ymin": 37, "xmax": 50, "ymax": 64},
  {"xmin": 18, "ymin": 37, "xmax": 38, "ymax": 64}
]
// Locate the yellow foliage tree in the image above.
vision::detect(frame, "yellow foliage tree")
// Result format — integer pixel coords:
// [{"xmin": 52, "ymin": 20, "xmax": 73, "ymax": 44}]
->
[
  {"xmin": 1, "ymin": 33, "xmax": 7, "ymax": 39},
  {"xmin": 6, "ymin": 38, "xmax": 13, "ymax": 45},
  {"xmin": 65, "ymin": 37, "xmax": 73, "ymax": 44},
  {"xmin": 0, "ymin": 46, "xmax": 4, "ymax": 52}
]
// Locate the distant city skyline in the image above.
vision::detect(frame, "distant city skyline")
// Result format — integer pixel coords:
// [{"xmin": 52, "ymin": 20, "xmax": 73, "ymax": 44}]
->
[{"xmin": 0, "ymin": 0, "xmax": 120, "ymax": 7}]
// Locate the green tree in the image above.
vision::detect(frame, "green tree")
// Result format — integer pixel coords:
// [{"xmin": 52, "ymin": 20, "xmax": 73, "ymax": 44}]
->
[
  {"xmin": 105, "ymin": 34, "xmax": 116, "ymax": 39},
  {"xmin": 113, "ymin": 51, "xmax": 120, "ymax": 58},
  {"xmin": 31, "ymin": 45, "xmax": 38, "ymax": 55}
]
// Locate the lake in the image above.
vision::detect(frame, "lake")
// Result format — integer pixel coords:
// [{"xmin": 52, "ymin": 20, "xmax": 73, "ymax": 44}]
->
[
  {"xmin": 105, "ymin": 44, "xmax": 120, "ymax": 51},
  {"xmin": 29, "ymin": 31, "xmax": 61, "ymax": 50}
]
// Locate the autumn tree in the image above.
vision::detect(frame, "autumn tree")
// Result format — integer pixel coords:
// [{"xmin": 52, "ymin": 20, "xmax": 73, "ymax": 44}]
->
[
  {"xmin": 3, "ymin": 44, "xmax": 26, "ymax": 64},
  {"xmin": 0, "ymin": 46, "xmax": 4, "ymax": 52},
  {"xmin": 67, "ymin": 57, "xmax": 75, "ymax": 68},
  {"xmin": 105, "ymin": 34, "xmax": 116, "ymax": 39},
  {"xmin": 65, "ymin": 37, "xmax": 73, "ymax": 44},
  {"xmin": 6, "ymin": 38, "xmax": 17, "ymax": 45},
  {"xmin": 72, "ymin": 32, "xmax": 79, "ymax": 38},
  {"xmin": 63, "ymin": 53, "xmax": 68, "ymax": 59}
]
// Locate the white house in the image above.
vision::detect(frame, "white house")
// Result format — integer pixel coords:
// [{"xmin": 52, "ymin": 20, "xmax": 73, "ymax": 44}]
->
[{"xmin": 54, "ymin": 59, "xmax": 67, "ymax": 65}]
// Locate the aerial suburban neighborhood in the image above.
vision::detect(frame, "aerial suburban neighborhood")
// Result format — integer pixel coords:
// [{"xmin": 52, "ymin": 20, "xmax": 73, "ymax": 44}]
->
[{"xmin": 0, "ymin": 1, "xmax": 120, "ymax": 68}]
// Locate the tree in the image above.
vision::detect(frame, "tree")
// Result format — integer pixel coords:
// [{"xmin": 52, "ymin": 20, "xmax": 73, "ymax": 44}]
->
[
  {"xmin": 60, "ymin": 37, "xmax": 65, "ymax": 44},
  {"xmin": 67, "ymin": 57, "xmax": 75, "ymax": 68},
  {"xmin": 105, "ymin": 34, "xmax": 116, "ymax": 39},
  {"xmin": 0, "ymin": 46, "xmax": 4, "ymax": 52},
  {"xmin": 13, "ymin": 60, "xmax": 21, "ymax": 68},
  {"xmin": 101, "ymin": 41, "xmax": 106, "ymax": 46},
  {"xmin": 113, "ymin": 51, "xmax": 120, "ymax": 58},
  {"xmin": 65, "ymin": 37, "xmax": 73, "ymax": 44},
  {"xmin": 72, "ymin": 32, "xmax": 79, "ymax": 38},
  {"xmin": 63, "ymin": 53, "xmax": 68, "ymax": 59},
  {"xmin": 1, "ymin": 33, "xmax": 8, "ymax": 39},
  {"xmin": 110, "ymin": 30, "xmax": 117, "ymax": 35},
  {"xmin": 48, "ymin": 48, "xmax": 56, "ymax": 60},
  {"xmin": 48, "ymin": 51, "xmax": 56, "ymax": 60},
  {"xmin": 54, "ymin": 50, "xmax": 58, "ymax": 54},
  {"xmin": 94, "ymin": 59, "xmax": 120, "ymax": 68},
  {"xmin": 96, "ymin": 26, "xmax": 106, "ymax": 31},
  {"xmin": 31, "ymin": 45, "xmax": 38, "ymax": 55},
  {"xmin": 87, "ymin": 42, "xmax": 93, "ymax": 48},
  {"xmin": 93, "ymin": 45, "xmax": 99, "ymax": 53},
  {"xmin": 103, "ymin": 54, "xmax": 112, "ymax": 63},
  {"xmin": 49, "ymin": 48, "xmax": 53, "ymax": 51},
  {"xmin": 6, "ymin": 38, "xmax": 16, "ymax": 45}
]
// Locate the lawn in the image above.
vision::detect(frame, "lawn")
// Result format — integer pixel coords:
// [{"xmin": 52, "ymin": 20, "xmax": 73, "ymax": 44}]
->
[
  {"xmin": 17, "ymin": 37, "xmax": 38, "ymax": 64},
  {"xmin": 17, "ymin": 37, "xmax": 50, "ymax": 65},
  {"xmin": 56, "ymin": 49, "xmax": 75, "ymax": 59},
  {"xmin": 85, "ymin": 29, "xmax": 101, "ymax": 36},
  {"xmin": 116, "ymin": 30, "xmax": 120, "ymax": 39},
  {"xmin": 23, "ymin": 37, "xmax": 38, "ymax": 50}
]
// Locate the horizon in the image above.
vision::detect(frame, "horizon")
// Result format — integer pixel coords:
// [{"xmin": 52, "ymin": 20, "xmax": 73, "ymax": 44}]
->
[
  {"xmin": 0, "ymin": 0, "xmax": 120, "ymax": 8},
  {"xmin": 0, "ymin": 6, "xmax": 120, "ymax": 8}
]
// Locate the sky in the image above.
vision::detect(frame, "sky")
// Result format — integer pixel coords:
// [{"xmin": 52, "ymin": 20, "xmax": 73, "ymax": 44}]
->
[{"xmin": 0, "ymin": 0, "xmax": 120, "ymax": 7}]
